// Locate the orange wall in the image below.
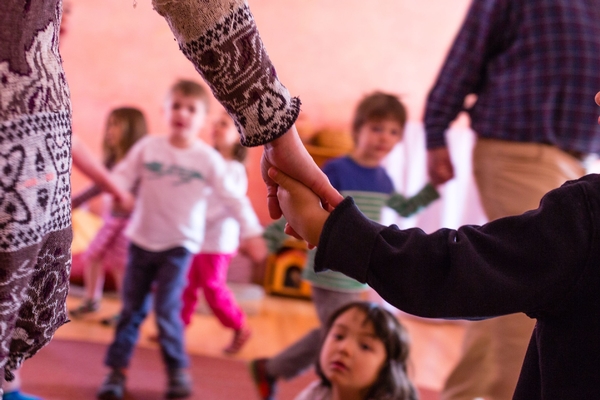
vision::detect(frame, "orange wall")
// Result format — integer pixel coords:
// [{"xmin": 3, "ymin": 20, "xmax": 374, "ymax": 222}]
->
[{"xmin": 62, "ymin": 0, "xmax": 470, "ymax": 224}]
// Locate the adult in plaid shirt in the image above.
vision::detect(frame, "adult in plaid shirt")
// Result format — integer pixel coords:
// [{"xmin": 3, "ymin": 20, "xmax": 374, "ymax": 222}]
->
[{"xmin": 424, "ymin": 1, "xmax": 600, "ymax": 399}]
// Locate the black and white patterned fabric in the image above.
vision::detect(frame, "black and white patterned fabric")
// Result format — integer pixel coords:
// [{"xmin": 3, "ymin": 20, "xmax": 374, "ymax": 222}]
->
[
  {"xmin": 0, "ymin": 0, "xmax": 71, "ymax": 380},
  {"xmin": 155, "ymin": 0, "xmax": 300, "ymax": 147}
]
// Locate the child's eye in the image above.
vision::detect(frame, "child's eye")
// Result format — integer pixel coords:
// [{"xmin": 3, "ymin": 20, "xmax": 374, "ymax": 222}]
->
[
  {"xmin": 334, "ymin": 333, "xmax": 345, "ymax": 341},
  {"xmin": 360, "ymin": 343, "xmax": 372, "ymax": 351}
]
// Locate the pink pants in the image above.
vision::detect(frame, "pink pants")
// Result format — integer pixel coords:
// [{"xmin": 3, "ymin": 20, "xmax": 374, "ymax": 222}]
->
[{"xmin": 180, "ymin": 253, "xmax": 244, "ymax": 330}]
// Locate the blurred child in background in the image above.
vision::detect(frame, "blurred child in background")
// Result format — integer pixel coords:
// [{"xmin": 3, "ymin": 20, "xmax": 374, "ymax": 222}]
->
[
  {"xmin": 179, "ymin": 111, "xmax": 266, "ymax": 354},
  {"xmin": 252, "ymin": 92, "xmax": 439, "ymax": 400},
  {"xmin": 97, "ymin": 80, "xmax": 263, "ymax": 400},
  {"xmin": 70, "ymin": 107, "xmax": 147, "ymax": 322}
]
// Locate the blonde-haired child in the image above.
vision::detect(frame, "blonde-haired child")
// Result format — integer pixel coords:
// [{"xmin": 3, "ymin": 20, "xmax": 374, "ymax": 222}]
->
[{"xmin": 97, "ymin": 80, "xmax": 263, "ymax": 400}]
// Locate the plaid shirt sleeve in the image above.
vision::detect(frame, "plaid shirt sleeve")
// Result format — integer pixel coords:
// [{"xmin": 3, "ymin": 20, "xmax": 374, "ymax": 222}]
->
[{"xmin": 425, "ymin": 0, "xmax": 510, "ymax": 149}]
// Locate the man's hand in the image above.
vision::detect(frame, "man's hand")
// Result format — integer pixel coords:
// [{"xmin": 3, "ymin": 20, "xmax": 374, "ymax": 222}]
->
[
  {"xmin": 268, "ymin": 168, "xmax": 329, "ymax": 247},
  {"xmin": 261, "ymin": 126, "xmax": 343, "ymax": 220},
  {"xmin": 427, "ymin": 147, "xmax": 454, "ymax": 186}
]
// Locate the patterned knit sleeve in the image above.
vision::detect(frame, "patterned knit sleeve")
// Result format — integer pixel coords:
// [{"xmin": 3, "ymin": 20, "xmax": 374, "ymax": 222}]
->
[{"xmin": 153, "ymin": 0, "xmax": 301, "ymax": 147}]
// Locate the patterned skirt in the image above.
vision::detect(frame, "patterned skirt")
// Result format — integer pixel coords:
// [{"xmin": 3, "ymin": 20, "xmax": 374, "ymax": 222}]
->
[
  {"xmin": 0, "ymin": 228, "xmax": 72, "ymax": 381},
  {"xmin": 83, "ymin": 215, "xmax": 130, "ymax": 273}
]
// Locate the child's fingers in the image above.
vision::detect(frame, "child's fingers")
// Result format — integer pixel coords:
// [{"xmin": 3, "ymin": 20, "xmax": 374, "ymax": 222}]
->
[
  {"xmin": 283, "ymin": 223, "xmax": 303, "ymax": 240},
  {"xmin": 268, "ymin": 167, "xmax": 296, "ymax": 191}
]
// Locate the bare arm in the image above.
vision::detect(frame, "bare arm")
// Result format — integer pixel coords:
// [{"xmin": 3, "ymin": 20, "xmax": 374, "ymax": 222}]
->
[{"xmin": 71, "ymin": 137, "xmax": 134, "ymax": 212}]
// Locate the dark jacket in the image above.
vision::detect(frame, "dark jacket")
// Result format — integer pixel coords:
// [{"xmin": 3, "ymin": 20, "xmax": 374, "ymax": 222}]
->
[{"xmin": 316, "ymin": 174, "xmax": 600, "ymax": 399}]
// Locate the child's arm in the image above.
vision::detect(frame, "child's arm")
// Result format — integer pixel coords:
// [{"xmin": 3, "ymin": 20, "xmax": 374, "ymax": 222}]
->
[
  {"xmin": 238, "ymin": 235, "xmax": 268, "ymax": 266},
  {"xmin": 271, "ymin": 165, "xmax": 596, "ymax": 320},
  {"xmin": 386, "ymin": 183, "xmax": 440, "ymax": 217},
  {"xmin": 72, "ymin": 137, "xmax": 134, "ymax": 212},
  {"xmin": 71, "ymin": 184, "xmax": 102, "ymax": 209}
]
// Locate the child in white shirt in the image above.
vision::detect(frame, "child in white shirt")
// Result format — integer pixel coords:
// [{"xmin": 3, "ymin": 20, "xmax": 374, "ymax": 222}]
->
[{"xmin": 97, "ymin": 80, "xmax": 262, "ymax": 400}]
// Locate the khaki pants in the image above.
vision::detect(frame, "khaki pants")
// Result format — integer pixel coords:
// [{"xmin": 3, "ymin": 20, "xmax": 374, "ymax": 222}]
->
[{"xmin": 441, "ymin": 138, "xmax": 585, "ymax": 400}]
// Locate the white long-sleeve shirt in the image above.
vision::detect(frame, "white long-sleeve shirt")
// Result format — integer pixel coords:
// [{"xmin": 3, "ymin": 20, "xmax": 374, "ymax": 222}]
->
[
  {"xmin": 202, "ymin": 159, "xmax": 262, "ymax": 254},
  {"xmin": 112, "ymin": 136, "xmax": 262, "ymax": 253}
]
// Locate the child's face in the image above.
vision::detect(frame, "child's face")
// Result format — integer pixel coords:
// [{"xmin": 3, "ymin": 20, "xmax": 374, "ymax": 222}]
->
[
  {"xmin": 319, "ymin": 308, "xmax": 386, "ymax": 397},
  {"xmin": 212, "ymin": 112, "xmax": 238, "ymax": 149},
  {"xmin": 164, "ymin": 90, "xmax": 207, "ymax": 144},
  {"xmin": 106, "ymin": 115, "xmax": 124, "ymax": 149},
  {"xmin": 354, "ymin": 118, "xmax": 403, "ymax": 164}
]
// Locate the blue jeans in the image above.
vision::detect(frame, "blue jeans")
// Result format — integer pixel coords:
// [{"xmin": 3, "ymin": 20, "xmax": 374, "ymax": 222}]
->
[{"xmin": 105, "ymin": 243, "xmax": 193, "ymax": 370}]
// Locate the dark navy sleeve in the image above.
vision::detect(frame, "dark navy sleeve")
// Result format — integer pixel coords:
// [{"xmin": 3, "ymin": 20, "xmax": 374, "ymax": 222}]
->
[{"xmin": 315, "ymin": 175, "xmax": 600, "ymax": 319}]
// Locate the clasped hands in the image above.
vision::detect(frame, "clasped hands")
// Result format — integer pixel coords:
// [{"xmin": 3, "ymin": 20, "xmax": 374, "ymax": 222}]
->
[{"xmin": 261, "ymin": 127, "xmax": 343, "ymax": 247}]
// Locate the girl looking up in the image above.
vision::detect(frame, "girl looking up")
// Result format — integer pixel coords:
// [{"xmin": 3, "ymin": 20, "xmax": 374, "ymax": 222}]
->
[{"xmin": 295, "ymin": 302, "xmax": 417, "ymax": 400}]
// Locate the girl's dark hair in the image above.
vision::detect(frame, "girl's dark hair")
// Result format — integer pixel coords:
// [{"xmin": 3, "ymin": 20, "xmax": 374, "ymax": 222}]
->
[
  {"xmin": 316, "ymin": 301, "xmax": 418, "ymax": 400},
  {"xmin": 103, "ymin": 107, "xmax": 148, "ymax": 168}
]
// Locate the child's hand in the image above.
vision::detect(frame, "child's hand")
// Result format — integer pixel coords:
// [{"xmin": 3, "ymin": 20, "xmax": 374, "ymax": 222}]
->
[
  {"xmin": 268, "ymin": 167, "xmax": 329, "ymax": 247},
  {"xmin": 114, "ymin": 190, "xmax": 135, "ymax": 214},
  {"xmin": 261, "ymin": 126, "xmax": 343, "ymax": 219},
  {"xmin": 239, "ymin": 236, "xmax": 268, "ymax": 265}
]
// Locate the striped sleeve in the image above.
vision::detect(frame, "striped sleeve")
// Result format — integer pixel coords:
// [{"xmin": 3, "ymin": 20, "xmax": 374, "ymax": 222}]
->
[{"xmin": 386, "ymin": 183, "xmax": 440, "ymax": 217}]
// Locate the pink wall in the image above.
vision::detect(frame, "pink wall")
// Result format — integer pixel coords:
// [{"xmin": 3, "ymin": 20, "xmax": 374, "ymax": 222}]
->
[{"xmin": 62, "ymin": 0, "xmax": 471, "ymax": 224}]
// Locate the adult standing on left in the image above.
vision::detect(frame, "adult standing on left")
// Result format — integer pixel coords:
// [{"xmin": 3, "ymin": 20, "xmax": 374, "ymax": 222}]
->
[
  {"xmin": 424, "ymin": 1, "xmax": 600, "ymax": 399},
  {"xmin": 1, "ymin": 0, "xmax": 340, "ymax": 396}
]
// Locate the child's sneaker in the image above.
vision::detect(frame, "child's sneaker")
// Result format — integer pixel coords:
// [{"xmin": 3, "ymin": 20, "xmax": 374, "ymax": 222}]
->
[
  {"xmin": 2, "ymin": 390, "xmax": 42, "ymax": 400},
  {"xmin": 69, "ymin": 298, "xmax": 100, "ymax": 318},
  {"xmin": 249, "ymin": 358, "xmax": 277, "ymax": 400},
  {"xmin": 165, "ymin": 368, "xmax": 192, "ymax": 399},
  {"xmin": 97, "ymin": 369, "xmax": 126, "ymax": 400},
  {"xmin": 223, "ymin": 326, "xmax": 252, "ymax": 354}
]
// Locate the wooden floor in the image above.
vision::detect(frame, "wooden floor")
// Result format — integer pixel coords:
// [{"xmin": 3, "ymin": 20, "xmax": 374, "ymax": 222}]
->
[{"xmin": 57, "ymin": 289, "xmax": 465, "ymax": 393}]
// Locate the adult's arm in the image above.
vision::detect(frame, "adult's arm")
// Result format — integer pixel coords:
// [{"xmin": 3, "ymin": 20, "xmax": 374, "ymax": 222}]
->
[
  {"xmin": 424, "ymin": 0, "xmax": 511, "ymax": 149},
  {"xmin": 424, "ymin": 0, "xmax": 511, "ymax": 184},
  {"xmin": 153, "ymin": 0, "xmax": 297, "ymax": 146},
  {"xmin": 315, "ymin": 175, "xmax": 599, "ymax": 320},
  {"xmin": 153, "ymin": 0, "xmax": 343, "ymax": 219}
]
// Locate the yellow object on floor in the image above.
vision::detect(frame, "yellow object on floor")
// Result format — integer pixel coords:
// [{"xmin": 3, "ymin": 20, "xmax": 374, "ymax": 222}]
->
[{"xmin": 71, "ymin": 209, "xmax": 103, "ymax": 254}]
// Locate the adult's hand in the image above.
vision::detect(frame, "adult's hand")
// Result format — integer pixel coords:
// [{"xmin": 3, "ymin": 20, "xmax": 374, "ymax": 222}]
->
[
  {"xmin": 427, "ymin": 147, "xmax": 455, "ymax": 186},
  {"xmin": 261, "ymin": 126, "xmax": 343, "ymax": 219},
  {"xmin": 268, "ymin": 168, "xmax": 329, "ymax": 247}
]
